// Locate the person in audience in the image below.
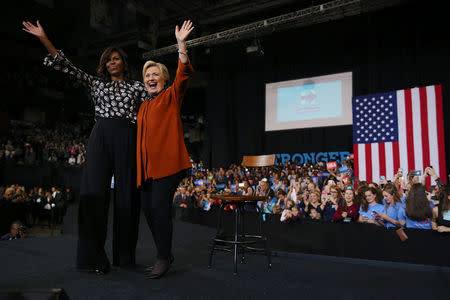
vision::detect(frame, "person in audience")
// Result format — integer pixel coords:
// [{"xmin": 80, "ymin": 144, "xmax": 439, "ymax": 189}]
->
[
  {"xmin": 398, "ymin": 183, "xmax": 433, "ymax": 229},
  {"xmin": 373, "ymin": 183, "xmax": 403, "ymax": 228},
  {"xmin": 256, "ymin": 178, "xmax": 275, "ymax": 199},
  {"xmin": 1, "ymin": 221, "xmax": 31, "ymax": 240},
  {"xmin": 174, "ymin": 187, "xmax": 192, "ymax": 209},
  {"xmin": 261, "ymin": 189, "xmax": 280, "ymax": 214},
  {"xmin": 280, "ymin": 198, "xmax": 299, "ymax": 222},
  {"xmin": 303, "ymin": 190, "xmax": 323, "ymax": 219},
  {"xmin": 137, "ymin": 20, "xmax": 194, "ymax": 279},
  {"xmin": 355, "ymin": 183, "xmax": 368, "ymax": 205},
  {"xmin": 23, "ymin": 20, "xmax": 147, "ymax": 274},
  {"xmin": 320, "ymin": 185, "xmax": 342, "ymax": 222},
  {"xmin": 309, "ymin": 208, "xmax": 322, "ymax": 220},
  {"xmin": 333, "ymin": 187, "xmax": 360, "ymax": 222},
  {"xmin": 191, "ymin": 187, "xmax": 202, "ymax": 208},
  {"xmin": 431, "ymin": 185, "xmax": 450, "ymax": 233},
  {"xmin": 242, "ymin": 180, "xmax": 254, "ymax": 196},
  {"xmin": 358, "ymin": 187, "xmax": 384, "ymax": 225},
  {"xmin": 290, "ymin": 205, "xmax": 302, "ymax": 221},
  {"xmin": 274, "ymin": 190, "xmax": 288, "ymax": 210},
  {"xmin": 272, "ymin": 205, "xmax": 282, "ymax": 215}
]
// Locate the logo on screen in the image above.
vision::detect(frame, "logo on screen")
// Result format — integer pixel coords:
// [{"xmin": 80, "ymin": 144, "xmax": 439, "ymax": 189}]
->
[{"xmin": 297, "ymin": 82, "xmax": 319, "ymax": 113}]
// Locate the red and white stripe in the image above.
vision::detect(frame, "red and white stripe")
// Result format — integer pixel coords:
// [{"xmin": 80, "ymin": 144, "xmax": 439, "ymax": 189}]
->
[{"xmin": 355, "ymin": 85, "xmax": 447, "ymax": 187}]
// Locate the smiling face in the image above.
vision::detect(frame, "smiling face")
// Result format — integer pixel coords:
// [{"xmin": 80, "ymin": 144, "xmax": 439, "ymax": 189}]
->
[
  {"xmin": 344, "ymin": 189, "xmax": 354, "ymax": 204},
  {"xmin": 365, "ymin": 190, "xmax": 376, "ymax": 204},
  {"xmin": 310, "ymin": 193, "xmax": 319, "ymax": 204},
  {"xmin": 330, "ymin": 188, "xmax": 339, "ymax": 200},
  {"xmin": 383, "ymin": 191, "xmax": 394, "ymax": 204},
  {"xmin": 106, "ymin": 51, "xmax": 124, "ymax": 78},
  {"xmin": 144, "ymin": 66, "xmax": 166, "ymax": 96}
]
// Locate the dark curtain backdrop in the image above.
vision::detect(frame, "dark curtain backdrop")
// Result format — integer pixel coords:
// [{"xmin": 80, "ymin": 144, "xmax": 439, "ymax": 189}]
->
[{"xmin": 203, "ymin": 1, "xmax": 450, "ymax": 171}]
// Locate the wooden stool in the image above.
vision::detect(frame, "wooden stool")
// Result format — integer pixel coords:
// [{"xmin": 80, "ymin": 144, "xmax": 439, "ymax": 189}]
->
[{"xmin": 208, "ymin": 195, "xmax": 271, "ymax": 275}]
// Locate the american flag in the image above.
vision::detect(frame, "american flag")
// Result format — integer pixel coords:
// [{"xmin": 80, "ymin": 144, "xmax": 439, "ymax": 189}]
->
[{"xmin": 352, "ymin": 85, "xmax": 447, "ymax": 186}]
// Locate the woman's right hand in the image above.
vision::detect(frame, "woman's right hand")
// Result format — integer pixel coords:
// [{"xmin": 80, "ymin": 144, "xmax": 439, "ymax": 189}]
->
[
  {"xmin": 23, "ymin": 20, "xmax": 57, "ymax": 57},
  {"xmin": 22, "ymin": 20, "xmax": 47, "ymax": 39}
]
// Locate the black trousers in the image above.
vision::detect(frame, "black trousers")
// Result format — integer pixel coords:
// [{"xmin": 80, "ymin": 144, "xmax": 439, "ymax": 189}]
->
[
  {"xmin": 77, "ymin": 118, "xmax": 140, "ymax": 269},
  {"xmin": 140, "ymin": 171, "xmax": 185, "ymax": 260}
]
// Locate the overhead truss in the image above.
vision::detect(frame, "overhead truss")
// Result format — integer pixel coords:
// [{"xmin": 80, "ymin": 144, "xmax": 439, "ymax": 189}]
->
[{"xmin": 142, "ymin": 0, "xmax": 405, "ymax": 59}]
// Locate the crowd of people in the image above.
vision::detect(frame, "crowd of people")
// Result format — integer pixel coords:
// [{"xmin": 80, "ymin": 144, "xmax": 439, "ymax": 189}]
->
[
  {"xmin": 0, "ymin": 120, "xmax": 90, "ymax": 166},
  {"xmin": 173, "ymin": 159, "xmax": 450, "ymax": 232},
  {"xmin": 0, "ymin": 184, "xmax": 74, "ymax": 235},
  {"xmin": 0, "ymin": 115, "xmax": 205, "ymax": 167}
]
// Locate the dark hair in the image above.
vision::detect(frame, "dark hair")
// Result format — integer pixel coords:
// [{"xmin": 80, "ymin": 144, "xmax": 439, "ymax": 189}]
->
[
  {"xmin": 382, "ymin": 183, "xmax": 402, "ymax": 207},
  {"xmin": 406, "ymin": 183, "xmax": 432, "ymax": 221},
  {"xmin": 355, "ymin": 184, "xmax": 368, "ymax": 205},
  {"xmin": 11, "ymin": 220, "xmax": 23, "ymax": 227},
  {"xmin": 97, "ymin": 46, "xmax": 130, "ymax": 81},
  {"xmin": 340, "ymin": 187, "xmax": 355, "ymax": 211},
  {"xmin": 438, "ymin": 185, "xmax": 450, "ymax": 218},
  {"xmin": 277, "ymin": 189, "xmax": 287, "ymax": 196},
  {"xmin": 360, "ymin": 187, "xmax": 382, "ymax": 212}
]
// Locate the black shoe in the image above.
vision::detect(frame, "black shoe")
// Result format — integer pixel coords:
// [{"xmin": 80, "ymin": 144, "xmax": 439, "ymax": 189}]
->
[
  {"xmin": 145, "ymin": 255, "xmax": 174, "ymax": 273},
  {"xmin": 146, "ymin": 259, "xmax": 170, "ymax": 279}
]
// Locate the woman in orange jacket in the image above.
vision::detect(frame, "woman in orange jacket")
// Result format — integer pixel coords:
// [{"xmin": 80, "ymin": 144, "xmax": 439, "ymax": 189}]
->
[{"xmin": 137, "ymin": 20, "xmax": 194, "ymax": 279}]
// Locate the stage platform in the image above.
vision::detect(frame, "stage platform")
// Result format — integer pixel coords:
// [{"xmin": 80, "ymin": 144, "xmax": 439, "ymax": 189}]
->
[{"xmin": 0, "ymin": 204, "xmax": 449, "ymax": 299}]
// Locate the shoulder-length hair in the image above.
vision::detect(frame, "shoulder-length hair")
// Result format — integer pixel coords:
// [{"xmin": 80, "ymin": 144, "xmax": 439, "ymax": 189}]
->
[
  {"xmin": 340, "ymin": 187, "xmax": 355, "ymax": 211},
  {"xmin": 382, "ymin": 183, "xmax": 402, "ymax": 207},
  {"xmin": 438, "ymin": 185, "xmax": 450, "ymax": 218},
  {"xmin": 329, "ymin": 185, "xmax": 343, "ymax": 201},
  {"xmin": 406, "ymin": 183, "xmax": 432, "ymax": 221},
  {"xmin": 97, "ymin": 46, "xmax": 131, "ymax": 81},
  {"xmin": 360, "ymin": 186, "xmax": 382, "ymax": 212}
]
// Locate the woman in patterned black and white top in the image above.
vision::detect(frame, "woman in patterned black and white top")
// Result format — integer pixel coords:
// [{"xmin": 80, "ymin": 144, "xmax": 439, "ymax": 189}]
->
[{"xmin": 23, "ymin": 20, "xmax": 147, "ymax": 274}]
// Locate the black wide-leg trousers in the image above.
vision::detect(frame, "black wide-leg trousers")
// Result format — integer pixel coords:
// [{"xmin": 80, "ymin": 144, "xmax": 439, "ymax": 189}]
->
[
  {"xmin": 140, "ymin": 171, "xmax": 185, "ymax": 260},
  {"xmin": 77, "ymin": 118, "xmax": 140, "ymax": 269}
]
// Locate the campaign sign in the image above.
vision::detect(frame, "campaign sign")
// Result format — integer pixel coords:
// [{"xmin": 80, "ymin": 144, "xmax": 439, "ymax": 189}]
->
[
  {"xmin": 339, "ymin": 165, "xmax": 349, "ymax": 173},
  {"xmin": 194, "ymin": 180, "xmax": 204, "ymax": 186},
  {"xmin": 327, "ymin": 161, "xmax": 338, "ymax": 171},
  {"xmin": 216, "ymin": 183, "xmax": 226, "ymax": 190},
  {"xmin": 342, "ymin": 176, "xmax": 350, "ymax": 184}
]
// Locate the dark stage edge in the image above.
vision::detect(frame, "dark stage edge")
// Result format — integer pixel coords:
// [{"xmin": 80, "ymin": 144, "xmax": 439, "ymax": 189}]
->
[{"xmin": 0, "ymin": 205, "xmax": 449, "ymax": 300}]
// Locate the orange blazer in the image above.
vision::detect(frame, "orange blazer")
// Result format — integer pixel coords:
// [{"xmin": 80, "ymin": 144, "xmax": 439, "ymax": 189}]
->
[{"xmin": 136, "ymin": 58, "xmax": 194, "ymax": 187}]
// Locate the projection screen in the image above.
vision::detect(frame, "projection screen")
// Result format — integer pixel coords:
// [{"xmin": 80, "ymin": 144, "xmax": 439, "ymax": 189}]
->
[{"xmin": 265, "ymin": 72, "xmax": 353, "ymax": 131}]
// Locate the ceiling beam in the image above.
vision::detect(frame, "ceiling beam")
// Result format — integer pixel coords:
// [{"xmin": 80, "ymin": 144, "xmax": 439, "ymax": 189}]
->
[{"xmin": 143, "ymin": 0, "xmax": 406, "ymax": 59}]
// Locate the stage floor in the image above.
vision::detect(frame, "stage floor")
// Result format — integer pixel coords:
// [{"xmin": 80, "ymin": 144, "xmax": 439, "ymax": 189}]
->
[{"xmin": 1, "ymin": 204, "xmax": 449, "ymax": 299}]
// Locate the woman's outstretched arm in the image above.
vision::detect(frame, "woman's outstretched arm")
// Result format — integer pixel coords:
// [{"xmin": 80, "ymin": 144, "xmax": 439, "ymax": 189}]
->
[
  {"xmin": 175, "ymin": 20, "xmax": 194, "ymax": 64},
  {"xmin": 22, "ymin": 20, "xmax": 57, "ymax": 57}
]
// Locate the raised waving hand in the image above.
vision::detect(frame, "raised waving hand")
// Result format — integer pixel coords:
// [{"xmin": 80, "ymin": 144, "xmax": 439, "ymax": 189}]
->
[
  {"xmin": 22, "ymin": 20, "xmax": 57, "ymax": 57},
  {"xmin": 175, "ymin": 20, "xmax": 194, "ymax": 64}
]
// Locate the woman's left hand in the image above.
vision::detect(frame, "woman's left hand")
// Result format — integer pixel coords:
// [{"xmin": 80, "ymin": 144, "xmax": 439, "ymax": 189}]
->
[{"xmin": 175, "ymin": 20, "xmax": 194, "ymax": 42}]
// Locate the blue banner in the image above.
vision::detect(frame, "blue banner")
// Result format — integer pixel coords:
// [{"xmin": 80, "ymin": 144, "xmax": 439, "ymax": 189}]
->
[
  {"xmin": 276, "ymin": 151, "xmax": 351, "ymax": 165},
  {"xmin": 194, "ymin": 180, "xmax": 205, "ymax": 186},
  {"xmin": 216, "ymin": 183, "xmax": 226, "ymax": 190}
]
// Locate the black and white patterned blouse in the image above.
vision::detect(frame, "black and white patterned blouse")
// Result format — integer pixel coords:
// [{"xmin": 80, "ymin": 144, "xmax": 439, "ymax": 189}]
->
[{"xmin": 43, "ymin": 50, "xmax": 148, "ymax": 123}]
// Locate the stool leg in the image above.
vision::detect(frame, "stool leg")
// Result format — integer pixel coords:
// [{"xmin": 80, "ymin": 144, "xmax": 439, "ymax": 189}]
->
[
  {"xmin": 209, "ymin": 203, "xmax": 225, "ymax": 269},
  {"xmin": 216, "ymin": 202, "xmax": 225, "ymax": 237},
  {"xmin": 240, "ymin": 205, "xmax": 246, "ymax": 264},
  {"xmin": 258, "ymin": 206, "xmax": 271, "ymax": 269},
  {"xmin": 208, "ymin": 239, "xmax": 216, "ymax": 269},
  {"xmin": 233, "ymin": 205, "xmax": 239, "ymax": 275},
  {"xmin": 265, "ymin": 238, "xmax": 272, "ymax": 269}
]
